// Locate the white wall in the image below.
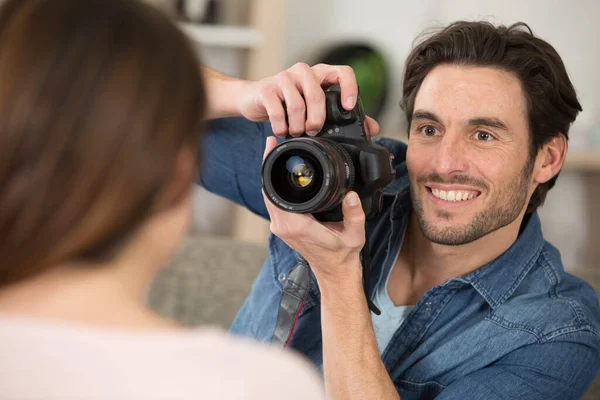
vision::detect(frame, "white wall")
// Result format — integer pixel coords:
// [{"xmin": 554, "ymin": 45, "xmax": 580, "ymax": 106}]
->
[
  {"xmin": 284, "ymin": 0, "xmax": 600, "ymax": 145},
  {"xmin": 429, "ymin": 0, "xmax": 600, "ymax": 148},
  {"xmin": 283, "ymin": 0, "xmax": 600, "ymax": 268},
  {"xmin": 285, "ymin": 0, "xmax": 437, "ymax": 134}
]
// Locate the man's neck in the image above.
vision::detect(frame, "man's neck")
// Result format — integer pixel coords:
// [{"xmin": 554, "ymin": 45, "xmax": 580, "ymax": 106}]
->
[{"xmin": 388, "ymin": 211, "xmax": 526, "ymax": 306}]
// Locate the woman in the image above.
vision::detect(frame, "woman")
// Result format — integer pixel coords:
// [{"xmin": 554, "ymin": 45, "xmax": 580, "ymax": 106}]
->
[{"xmin": 0, "ymin": 0, "xmax": 323, "ymax": 398}]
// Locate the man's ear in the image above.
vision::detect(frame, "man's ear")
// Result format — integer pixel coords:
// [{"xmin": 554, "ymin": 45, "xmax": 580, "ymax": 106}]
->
[{"xmin": 533, "ymin": 134, "xmax": 567, "ymax": 184}]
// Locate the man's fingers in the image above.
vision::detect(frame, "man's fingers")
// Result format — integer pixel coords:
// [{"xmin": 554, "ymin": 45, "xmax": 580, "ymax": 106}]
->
[
  {"xmin": 365, "ymin": 116, "xmax": 380, "ymax": 137},
  {"xmin": 290, "ymin": 64, "xmax": 327, "ymax": 136},
  {"xmin": 335, "ymin": 65, "xmax": 359, "ymax": 110},
  {"xmin": 262, "ymin": 191, "xmax": 336, "ymax": 247},
  {"xmin": 312, "ymin": 64, "xmax": 358, "ymax": 110},
  {"xmin": 277, "ymin": 73, "xmax": 306, "ymax": 136},
  {"xmin": 260, "ymin": 86, "xmax": 288, "ymax": 137}
]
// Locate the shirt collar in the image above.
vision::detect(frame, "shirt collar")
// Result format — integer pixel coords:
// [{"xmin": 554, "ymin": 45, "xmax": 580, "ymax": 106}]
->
[
  {"xmin": 373, "ymin": 137, "xmax": 410, "ymax": 197},
  {"xmin": 454, "ymin": 212, "xmax": 545, "ymax": 308}
]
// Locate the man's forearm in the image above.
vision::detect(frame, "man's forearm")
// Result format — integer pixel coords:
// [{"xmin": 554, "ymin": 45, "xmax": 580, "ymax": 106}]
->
[
  {"xmin": 318, "ymin": 268, "xmax": 400, "ymax": 400},
  {"xmin": 202, "ymin": 67, "xmax": 249, "ymax": 119}
]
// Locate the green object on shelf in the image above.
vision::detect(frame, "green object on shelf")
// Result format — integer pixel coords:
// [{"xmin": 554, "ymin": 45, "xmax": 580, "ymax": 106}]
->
[{"xmin": 316, "ymin": 43, "xmax": 389, "ymax": 119}]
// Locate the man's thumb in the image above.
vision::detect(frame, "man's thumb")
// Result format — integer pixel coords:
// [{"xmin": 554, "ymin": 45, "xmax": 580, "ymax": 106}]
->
[{"xmin": 342, "ymin": 192, "xmax": 365, "ymax": 226}]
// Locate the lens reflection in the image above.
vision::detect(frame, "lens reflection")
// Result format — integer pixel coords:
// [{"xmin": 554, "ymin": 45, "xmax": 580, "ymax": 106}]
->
[
  {"xmin": 271, "ymin": 150, "xmax": 323, "ymax": 204},
  {"xmin": 286, "ymin": 156, "xmax": 314, "ymax": 188}
]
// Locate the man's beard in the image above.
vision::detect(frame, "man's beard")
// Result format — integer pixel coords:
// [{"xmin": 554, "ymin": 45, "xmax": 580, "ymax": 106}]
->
[{"xmin": 411, "ymin": 160, "xmax": 533, "ymax": 246}]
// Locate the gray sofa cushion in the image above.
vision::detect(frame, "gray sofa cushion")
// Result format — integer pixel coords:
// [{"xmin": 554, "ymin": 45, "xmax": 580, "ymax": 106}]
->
[{"xmin": 147, "ymin": 234, "xmax": 268, "ymax": 328}]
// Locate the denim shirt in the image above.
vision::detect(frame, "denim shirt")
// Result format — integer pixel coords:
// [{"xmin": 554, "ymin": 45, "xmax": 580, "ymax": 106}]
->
[{"xmin": 200, "ymin": 117, "xmax": 600, "ymax": 399}]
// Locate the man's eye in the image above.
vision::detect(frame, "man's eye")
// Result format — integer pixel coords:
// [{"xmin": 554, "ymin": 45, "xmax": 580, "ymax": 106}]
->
[
  {"xmin": 421, "ymin": 126, "xmax": 437, "ymax": 136},
  {"xmin": 476, "ymin": 131, "xmax": 493, "ymax": 141}
]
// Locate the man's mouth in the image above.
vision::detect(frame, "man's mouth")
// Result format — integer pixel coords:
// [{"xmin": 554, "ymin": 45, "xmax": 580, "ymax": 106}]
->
[{"xmin": 427, "ymin": 186, "xmax": 481, "ymax": 203}]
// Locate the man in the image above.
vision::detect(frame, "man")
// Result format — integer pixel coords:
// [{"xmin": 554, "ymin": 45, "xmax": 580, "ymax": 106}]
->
[{"xmin": 201, "ymin": 21, "xmax": 600, "ymax": 399}]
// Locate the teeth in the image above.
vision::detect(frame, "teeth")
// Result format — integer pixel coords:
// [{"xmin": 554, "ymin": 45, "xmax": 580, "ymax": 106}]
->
[{"xmin": 431, "ymin": 189, "xmax": 477, "ymax": 202}]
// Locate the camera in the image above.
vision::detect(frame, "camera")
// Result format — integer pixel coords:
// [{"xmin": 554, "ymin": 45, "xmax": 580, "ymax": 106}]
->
[{"xmin": 261, "ymin": 85, "xmax": 395, "ymax": 222}]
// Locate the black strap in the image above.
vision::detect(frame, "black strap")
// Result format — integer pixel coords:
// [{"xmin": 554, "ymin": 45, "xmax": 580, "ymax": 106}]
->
[
  {"xmin": 271, "ymin": 257, "xmax": 312, "ymax": 347},
  {"xmin": 362, "ymin": 222, "xmax": 381, "ymax": 315},
  {"xmin": 270, "ymin": 222, "xmax": 380, "ymax": 347}
]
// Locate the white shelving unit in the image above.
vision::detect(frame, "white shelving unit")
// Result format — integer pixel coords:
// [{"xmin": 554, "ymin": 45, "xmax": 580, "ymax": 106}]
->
[
  {"xmin": 178, "ymin": 22, "xmax": 262, "ymax": 49},
  {"xmin": 178, "ymin": 0, "xmax": 287, "ymax": 244}
]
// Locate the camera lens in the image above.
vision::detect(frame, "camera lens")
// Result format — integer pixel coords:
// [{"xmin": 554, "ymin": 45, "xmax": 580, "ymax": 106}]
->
[
  {"xmin": 262, "ymin": 138, "xmax": 355, "ymax": 214},
  {"xmin": 271, "ymin": 150, "xmax": 323, "ymax": 204}
]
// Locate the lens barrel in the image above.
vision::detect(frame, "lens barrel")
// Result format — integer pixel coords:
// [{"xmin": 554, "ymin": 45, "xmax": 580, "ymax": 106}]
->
[{"xmin": 262, "ymin": 138, "xmax": 355, "ymax": 214}]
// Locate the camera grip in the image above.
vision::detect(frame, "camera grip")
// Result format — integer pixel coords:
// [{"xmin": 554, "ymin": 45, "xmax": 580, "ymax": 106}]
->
[{"xmin": 325, "ymin": 90, "xmax": 357, "ymax": 125}]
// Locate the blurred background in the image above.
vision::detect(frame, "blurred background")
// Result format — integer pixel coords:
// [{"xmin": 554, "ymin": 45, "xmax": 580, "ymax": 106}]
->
[{"xmin": 148, "ymin": 0, "xmax": 599, "ymax": 276}]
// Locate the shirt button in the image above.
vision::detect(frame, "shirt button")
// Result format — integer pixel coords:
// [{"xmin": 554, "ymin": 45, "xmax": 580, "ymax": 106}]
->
[{"xmin": 278, "ymin": 273, "xmax": 287, "ymax": 282}]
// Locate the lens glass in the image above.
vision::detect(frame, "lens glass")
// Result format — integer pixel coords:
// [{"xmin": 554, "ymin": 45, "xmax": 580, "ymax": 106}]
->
[
  {"xmin": 286, "ymin": 156, "xmax": 314, "ymax": 188},
  {"xmin": 271, "ymin": 150, "xmax": 324, "ymax": 204}
]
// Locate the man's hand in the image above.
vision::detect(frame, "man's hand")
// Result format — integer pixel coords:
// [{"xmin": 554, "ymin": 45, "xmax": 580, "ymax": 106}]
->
[
  {"xmin": 262, "ymin": 138, "xmax": 399, "ymax": 400},
  {"xmin": 205, "ymin": 63, "xmax": 379, "ymax": 137},
  {"xmin": 261, "ymin": 135, "xmax": 366, "ymax": 285},
  {"xmin": 206, "ymin": 64, "xmax": 398, "ymax": 399}
]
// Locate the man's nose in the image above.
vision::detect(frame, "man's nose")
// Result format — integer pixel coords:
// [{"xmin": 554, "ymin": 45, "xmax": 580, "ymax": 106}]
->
[{"xmin": 431, "ymin": 133, "xmax": 470, "ymax": 176}]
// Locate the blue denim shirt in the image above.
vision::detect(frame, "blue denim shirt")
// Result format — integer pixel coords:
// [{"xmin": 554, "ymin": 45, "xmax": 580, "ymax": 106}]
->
[{"xmin": 201, "ymin": 117, "xmax": 600, "ymax": 399}]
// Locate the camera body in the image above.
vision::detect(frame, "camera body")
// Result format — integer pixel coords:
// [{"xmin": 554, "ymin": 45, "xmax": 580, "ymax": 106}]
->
[{"xmin": 261, "ymin": 85, "xmax": 395, "ymax": 222}]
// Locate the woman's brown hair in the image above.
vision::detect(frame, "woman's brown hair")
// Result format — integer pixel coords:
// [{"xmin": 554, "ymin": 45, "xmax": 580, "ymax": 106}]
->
[{"xmin": 0, "ymin": 0, "xmax": 206, "ymax": 285}]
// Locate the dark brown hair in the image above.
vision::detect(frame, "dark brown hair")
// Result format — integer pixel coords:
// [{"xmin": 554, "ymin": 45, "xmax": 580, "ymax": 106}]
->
[
  {"xmin": 0, "ymin": 0, "xmax": 206, "ymax": 285},
  {"xmin": 401, "ymin": 21, "xmax": 582, "ymax": 213}
]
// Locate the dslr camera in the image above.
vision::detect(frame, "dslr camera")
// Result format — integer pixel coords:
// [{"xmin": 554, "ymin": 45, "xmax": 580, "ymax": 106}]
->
[{"xmin": 261, "ymin": 85, "xmax": 395, "ymax": 222}]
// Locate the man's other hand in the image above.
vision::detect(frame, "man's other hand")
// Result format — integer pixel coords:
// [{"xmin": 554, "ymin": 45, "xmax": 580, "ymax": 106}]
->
[{"xmin": 236, "ymin": 63, "xmax": 380, "ymax": 138}]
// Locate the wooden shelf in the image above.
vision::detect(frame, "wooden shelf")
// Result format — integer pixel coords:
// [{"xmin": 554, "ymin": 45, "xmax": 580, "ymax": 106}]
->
[
  {"xmin": 178, "ymin": 23, "xmax": 262, "ymax": 49},
  {"xmin": 564, "ymin": 150, "xmax": 600, "ymax": 172}
]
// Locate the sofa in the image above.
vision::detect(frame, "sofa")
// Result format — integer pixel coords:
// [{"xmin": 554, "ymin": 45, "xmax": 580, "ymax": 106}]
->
[{"xmin": 147, "ymin": 234, "xmax": 267, "ymax": 328}]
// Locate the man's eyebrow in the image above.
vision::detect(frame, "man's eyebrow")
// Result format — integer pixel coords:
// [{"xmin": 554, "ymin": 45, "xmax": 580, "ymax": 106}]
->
[
  {"xmin": 468, "ymin": 117, "xmax": 509, "ymax": 131},
  {"xmin": 412, "ymin": 110, "xmax": 440, "ymax": 123},
  {"xmin": 411, "ymin": 111, "xmax": 510, "ymax": 132}
]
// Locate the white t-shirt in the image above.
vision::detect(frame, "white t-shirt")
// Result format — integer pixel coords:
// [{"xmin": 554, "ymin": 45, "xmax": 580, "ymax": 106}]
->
[
  {"xmin": 0, "ymin": 316, "xmax": 325, "ymax": 400},
  {"xmin": 370, "ymin": 218, "xmax": 414, "ymax": 354}
]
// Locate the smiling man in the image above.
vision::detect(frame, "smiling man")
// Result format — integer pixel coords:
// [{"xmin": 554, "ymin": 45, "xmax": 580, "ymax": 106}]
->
[
  {"xmin": 409, "ymin": 67, "xmax": 538, "ymax": 248},
  {"xmin": 200, "ymin": 21, "xmax": 600, "ymax": 399}
]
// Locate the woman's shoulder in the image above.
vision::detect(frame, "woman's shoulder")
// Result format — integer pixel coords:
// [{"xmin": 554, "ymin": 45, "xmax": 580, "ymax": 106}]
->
[
  {"xmin": 190, "ymin": 327, "xmax": 326, "ymax": 398},
  {"xmin": 0, "ymin": 316, "xmax": 324, "ymax": 399}
]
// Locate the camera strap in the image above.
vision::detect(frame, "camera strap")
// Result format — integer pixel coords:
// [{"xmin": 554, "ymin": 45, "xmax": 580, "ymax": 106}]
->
[
  {"xmin": 362, "ymin": 222, "xmax": 381, "ymax": 316},
  {"xmin": 271, "ymin": 224, "xmax": 380, "ymax": 349},
  {"xmin": 271, "ymin": 257, "xmax": 311, "ymax": 348}
]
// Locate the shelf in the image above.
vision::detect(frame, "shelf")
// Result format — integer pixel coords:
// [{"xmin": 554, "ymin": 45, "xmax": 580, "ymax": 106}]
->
[
  {"xmin": 563, "ymin": 150, "xmax": 600, "ymax": 172},
  {"xmin": 178, "ymin": 23, "xmax": 262, "ymax": 49}
]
